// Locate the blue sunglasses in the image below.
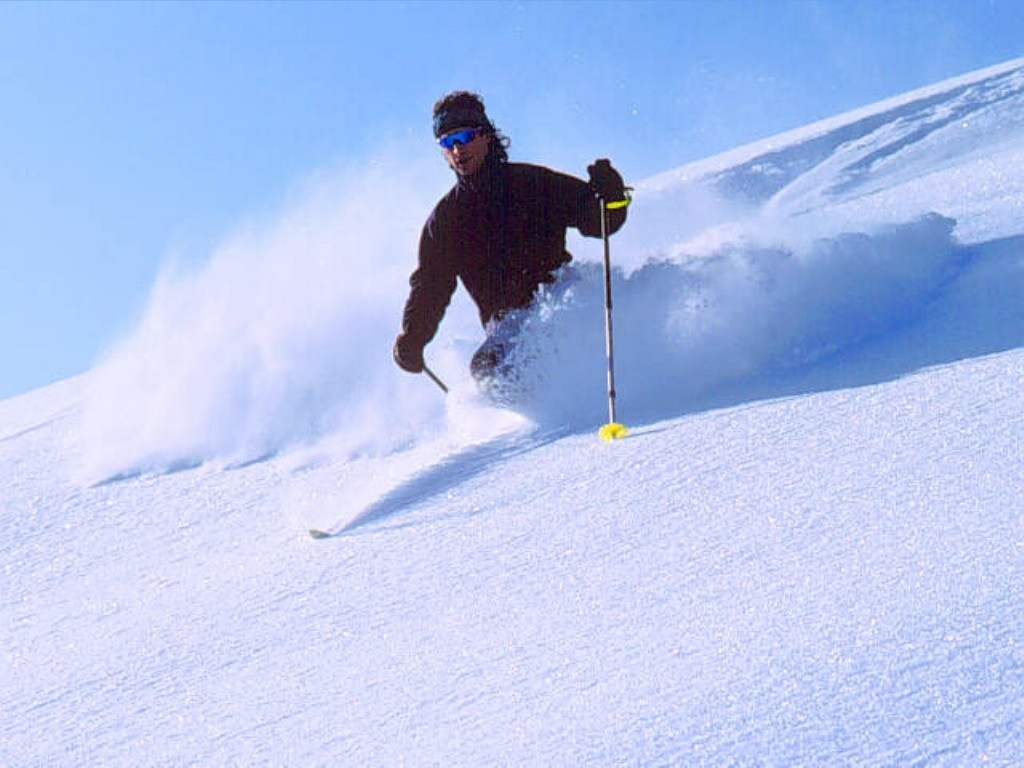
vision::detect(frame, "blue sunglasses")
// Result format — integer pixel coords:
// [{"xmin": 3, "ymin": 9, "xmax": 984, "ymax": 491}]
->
[{"xmin": 438, "ymin": 128, "xmax": 481, "ymax": 150}]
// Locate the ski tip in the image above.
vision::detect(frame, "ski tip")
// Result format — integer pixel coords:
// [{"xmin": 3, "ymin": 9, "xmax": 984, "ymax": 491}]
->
[{"xmin": 308, "ymin": 528, "xmax": 332, "ymax": 540}]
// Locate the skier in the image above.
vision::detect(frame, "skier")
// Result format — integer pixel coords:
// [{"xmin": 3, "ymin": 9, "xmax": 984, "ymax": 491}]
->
[{"xmin": 392, "ymin": 91, "xmax": 629, "ymax": 386}]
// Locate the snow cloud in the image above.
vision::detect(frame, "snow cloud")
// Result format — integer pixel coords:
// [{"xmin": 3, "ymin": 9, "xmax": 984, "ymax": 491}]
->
[
  {"xmin": 75, "ymin": 152, "xmax": 465, "ymax": 483},
  {"xmin": 74, "ymin": 154, "xmax": 963, "ymax": 484},
  {"xmin": 506, "ymin": 212, "xmax": 961, "ymax": 427}
]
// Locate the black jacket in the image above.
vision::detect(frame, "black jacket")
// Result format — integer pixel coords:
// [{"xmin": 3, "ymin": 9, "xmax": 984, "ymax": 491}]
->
[{"xmin": 400, "ymin": 157, "xmax": 627, "ymax": 349}]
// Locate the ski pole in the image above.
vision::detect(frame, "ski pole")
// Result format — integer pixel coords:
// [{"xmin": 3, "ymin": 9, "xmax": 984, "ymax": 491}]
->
[
  {"xmin": 598, "ymin": 194, "xmax": 630, "ymax": 442},
  {"xmin": 422, "ymin": 363, "xmax": 448, "ymax": 394}
]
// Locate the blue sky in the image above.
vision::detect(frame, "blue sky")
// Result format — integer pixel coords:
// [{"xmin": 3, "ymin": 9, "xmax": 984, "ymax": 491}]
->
[{"xmin": 1, "ymin": 0, "xmax": 1021, "ymax": 401}]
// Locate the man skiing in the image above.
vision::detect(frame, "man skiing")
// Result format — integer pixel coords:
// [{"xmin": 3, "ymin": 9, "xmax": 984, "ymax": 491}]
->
[{"xmin": 393, "ymin": 91, "xmax": 629, "ymax": 386}]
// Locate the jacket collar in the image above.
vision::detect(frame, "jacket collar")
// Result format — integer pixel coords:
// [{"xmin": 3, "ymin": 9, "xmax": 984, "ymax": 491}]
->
[{"xmin": 456, "ymin": 153, "xmax": 506, "ymax": 195}]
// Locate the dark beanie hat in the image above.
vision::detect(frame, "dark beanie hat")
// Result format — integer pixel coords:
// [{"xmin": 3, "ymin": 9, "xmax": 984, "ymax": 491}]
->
[{"xmin": 433, "ymin": 91, "xmax": 492, "ymax": 138}]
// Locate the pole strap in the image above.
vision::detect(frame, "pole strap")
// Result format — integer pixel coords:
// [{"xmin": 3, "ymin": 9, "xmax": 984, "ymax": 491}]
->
[{"xmin": 605, "ymin": 188, "xmax": 633, "ymax": 210}]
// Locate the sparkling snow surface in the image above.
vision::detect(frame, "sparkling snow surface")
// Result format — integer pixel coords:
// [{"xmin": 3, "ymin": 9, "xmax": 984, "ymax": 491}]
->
[{"xmin": 3, "ymin": 59, "xmax": 1024, "ymax": 765}]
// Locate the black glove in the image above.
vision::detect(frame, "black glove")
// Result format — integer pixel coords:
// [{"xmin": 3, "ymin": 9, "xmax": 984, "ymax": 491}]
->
[
  {"xmin": 587, "ymin": 158, "xmax": 626, "ymax": 203},
  {"xmin": 393, "ymin": 333, "xmax": 425, "ymax": 374}
]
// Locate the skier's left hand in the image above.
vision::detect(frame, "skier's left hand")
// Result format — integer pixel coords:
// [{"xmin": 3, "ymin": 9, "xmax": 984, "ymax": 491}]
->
[{"xmin": 587, "ymin": 159, "xmax": 626, "ymax": 203}]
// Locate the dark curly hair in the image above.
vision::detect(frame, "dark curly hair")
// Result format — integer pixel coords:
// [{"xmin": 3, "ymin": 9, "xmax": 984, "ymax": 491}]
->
[{"xmin": 432, "ymin": 91, "xmax": 510, "ymax": 163}]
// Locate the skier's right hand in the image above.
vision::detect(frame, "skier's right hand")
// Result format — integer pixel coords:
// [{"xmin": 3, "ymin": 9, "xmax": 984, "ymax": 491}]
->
[{"xmin": 393, "ymin": 333, "xmax": 425, "ymax": 374}]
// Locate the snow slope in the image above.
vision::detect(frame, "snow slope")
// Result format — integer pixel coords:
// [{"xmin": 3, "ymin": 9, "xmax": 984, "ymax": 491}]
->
[{"xmin": 3, "ymin": 58, "xmax": 1023, "ymax": 765}]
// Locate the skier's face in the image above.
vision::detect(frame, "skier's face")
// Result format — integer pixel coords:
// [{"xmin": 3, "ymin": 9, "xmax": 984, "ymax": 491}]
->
[{"xmin": 440, "ymin": 127, "xmax": 490, "ymax": 177}]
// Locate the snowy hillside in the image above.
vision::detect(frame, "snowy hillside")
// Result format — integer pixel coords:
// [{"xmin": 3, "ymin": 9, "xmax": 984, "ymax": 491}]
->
[{"xmin": 3, "ymin": 58, "xmax": 1023, "ymax": 765}]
